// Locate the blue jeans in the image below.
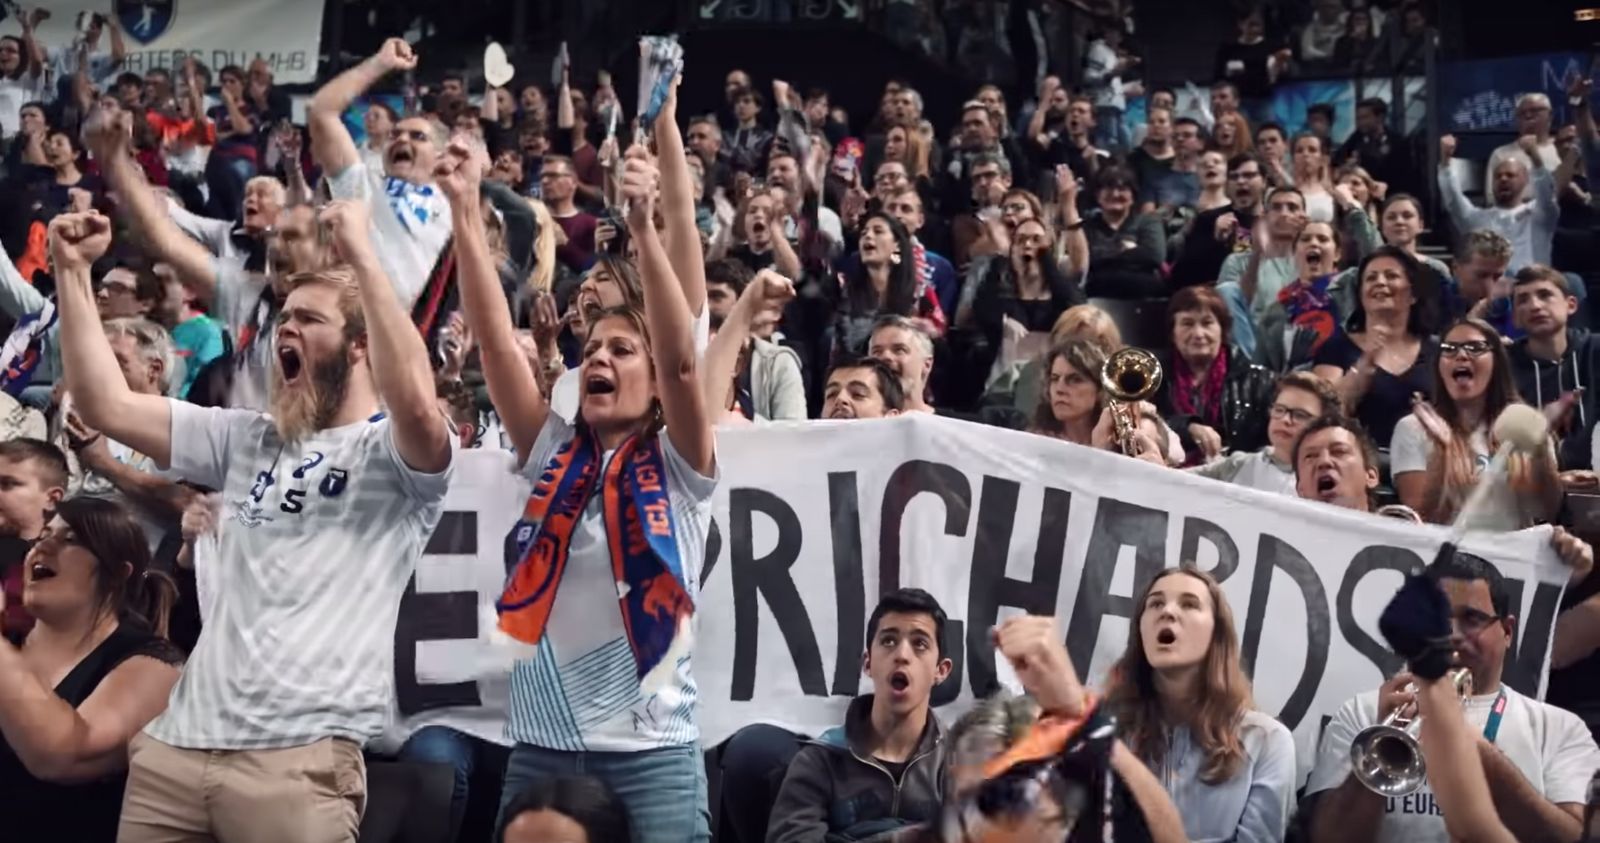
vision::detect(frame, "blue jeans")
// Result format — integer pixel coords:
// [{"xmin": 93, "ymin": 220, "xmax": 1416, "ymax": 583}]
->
[
  {"xmin": 398, "ymin": 725, "xmax": 480, "ymax": 839},
  {"xmin": 497, "ymin": 743, "xmax": 711, "ymax": 843}
]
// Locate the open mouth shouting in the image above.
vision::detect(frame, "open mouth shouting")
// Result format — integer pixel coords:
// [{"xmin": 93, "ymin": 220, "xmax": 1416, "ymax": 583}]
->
[
  {"xmin": 278, "ymin": 346, "xmax": 304, "ymax": 384},
  {"xmin": 1311, "ymin": 469, "xmax": 1341, "ymax": 501},
  {"xmin": 1154, "ymin": 627, "xmax": 1178, "ymax": 646},
  {"xmin": 1304, "ymin": 246, "xmax": 1325, "ymax": 271},
  {"xmin": 387, "ymin": 143, "xmax": 416, "ymax": 172},
  {"xmin": 584, "ymin": 372, "xmax": 617, "ymax": 398},
  {"xmin": 1448, "ymin": 362, "xmax": 1477, "ymax": 390},
  {"xmin": 888, "ymin": 669, "xmax": 911, "ymax": 695},
  {"xmin": 28, "ymin": 560, "xmax": 56, "ymax": 583}
]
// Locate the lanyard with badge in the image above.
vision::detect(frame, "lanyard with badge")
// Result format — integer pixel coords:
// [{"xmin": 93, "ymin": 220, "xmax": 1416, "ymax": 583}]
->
[{"xmin": 1481, "ymin": 687, "xmax": 1508, "ymax": 743}]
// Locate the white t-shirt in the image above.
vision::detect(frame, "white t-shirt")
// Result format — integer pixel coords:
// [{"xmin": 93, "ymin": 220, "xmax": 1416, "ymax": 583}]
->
[
  {"xmin": 551, "ymin": 307, "xmax": 712, "ymax": 423},
  {"xmin": 505, "ymin": 414, "xmax": 717, "ymax": 752},
  {"xmin": 70, "ymin": 437, "xmax": 174, "ymax": 554},
  {"xmin": 1390, "ymin": 414, "xmax": 1532, "ymax": 532},
  {"xmin": 327, "ymin": 160, "xmax": 453, "ymax": 308},
  {"xmin": 145, "ymin": 400, "xmax": 455, "ymax": 749},
  {"xmin": 0, "ymin": 72, "xmax": 44, "ymax": 138},
  {"xmin": 1305, "ymin": 686, "xmax": 1600, "ymax": 843}
]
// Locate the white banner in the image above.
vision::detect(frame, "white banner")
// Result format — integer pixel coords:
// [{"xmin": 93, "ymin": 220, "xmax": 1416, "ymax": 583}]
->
[
  {"xmin": 3, "ymin": 0, "xmax": 325, "ymax": 84},
  {"xmin": 382, "ymin": 415, "xmax": 1568, "ymax": 774}
]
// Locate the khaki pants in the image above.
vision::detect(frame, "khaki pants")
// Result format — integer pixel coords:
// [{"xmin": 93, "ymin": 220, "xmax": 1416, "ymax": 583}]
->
[{"xmin": 118, "ymin": 732, "xmax": 367, "ymax": 843}]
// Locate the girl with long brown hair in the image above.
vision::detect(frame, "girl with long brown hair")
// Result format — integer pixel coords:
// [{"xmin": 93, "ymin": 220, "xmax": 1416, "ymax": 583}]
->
[{"xmin": 1104, "ymin": 567, "xmax": 1296, "ymax": 842}]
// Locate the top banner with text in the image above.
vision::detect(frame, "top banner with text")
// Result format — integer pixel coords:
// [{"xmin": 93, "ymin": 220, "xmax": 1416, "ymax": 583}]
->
[
  {"xmin": 385, "ymin": 415, "xmax": 1566, "ymax": 777},
  {"xmin": 4, "ymin": 0, "xmax": 325, "ymax": 84}
]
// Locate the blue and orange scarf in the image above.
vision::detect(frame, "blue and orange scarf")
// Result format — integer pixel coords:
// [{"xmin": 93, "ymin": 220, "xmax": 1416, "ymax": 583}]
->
[{"xmin": 496, "ymin": 428, "xmax": 693, "ymax": 689}]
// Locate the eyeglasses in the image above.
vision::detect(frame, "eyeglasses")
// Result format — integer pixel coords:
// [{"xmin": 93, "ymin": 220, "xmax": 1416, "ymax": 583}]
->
[
  {"xmin": 1453, "ymin": 608, "xmax": 1503, "ymax": 635},
  {"xmin": 1269, "ymin": 404, "xmax": 1316, "ymax": 424},
  {"xmin": 101, "ymin": 281, "xmax": 137, "ymax": 296},
  {"xmin": 1439, "ymin": 340, "xmax": 1493, "ymax": 359}
]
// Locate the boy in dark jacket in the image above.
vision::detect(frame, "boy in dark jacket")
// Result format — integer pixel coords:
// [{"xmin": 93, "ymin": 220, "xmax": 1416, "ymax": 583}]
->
[
  {"xmin": 765, "ymin": 588, "xmax": 953, "ymax": 842},
  {"xmin": 1508, "ymin": 265, "xmax": 1600, "ymax": 470}
]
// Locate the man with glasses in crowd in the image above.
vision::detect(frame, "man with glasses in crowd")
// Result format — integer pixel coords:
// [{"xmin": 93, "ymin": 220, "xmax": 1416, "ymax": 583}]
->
[
  {"xmin": 541, "ymin": 155, "xmax": 599, "ymax": 274},
  {"xmin": 1190, "ymin": 372, "xmax": 1336, "ymax": 495},
  {"xmin": 1173, "ymin": 152, "xmax": 1267, "ymax": 287}
]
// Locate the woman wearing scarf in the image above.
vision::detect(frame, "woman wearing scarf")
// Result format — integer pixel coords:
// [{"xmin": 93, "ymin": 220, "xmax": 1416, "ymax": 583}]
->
[
  {"xmin": 1253, "ymin": 220, "xmax": 1344, "ymax": 373},
  {"xmin": 439, "ymin": 120, "xmax": 717, "ymax": 843},
  {"xmin": 1156, "ymin": 286, "xmax": 1274, "ymax": 466}
]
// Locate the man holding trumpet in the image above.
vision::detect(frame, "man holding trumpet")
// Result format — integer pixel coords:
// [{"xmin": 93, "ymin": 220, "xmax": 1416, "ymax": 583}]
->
[{"xmin": 1303, "ymin": 550, "xmax": 1600, "ymax": 843}]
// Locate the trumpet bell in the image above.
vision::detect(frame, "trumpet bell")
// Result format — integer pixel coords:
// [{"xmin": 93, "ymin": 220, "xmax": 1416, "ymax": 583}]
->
[{"xmin": 1350, "ymin": 723, "xmax": 1426, "ymax": 797}]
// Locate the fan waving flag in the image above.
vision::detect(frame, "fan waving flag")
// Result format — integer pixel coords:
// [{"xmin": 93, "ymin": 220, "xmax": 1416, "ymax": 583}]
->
[
  {"xmin": 637, "ymin": 36, "xmax": 684, "ymax": 129},
  {"xmin": 0, "ymin": 300, "xmax": 56, "ymax": 397}
]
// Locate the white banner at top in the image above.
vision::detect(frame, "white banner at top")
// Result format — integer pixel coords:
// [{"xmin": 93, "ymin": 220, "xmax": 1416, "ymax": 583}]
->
[{"xmin": 3, "ymin": 0, "xmax": 325, "ymax": 84}]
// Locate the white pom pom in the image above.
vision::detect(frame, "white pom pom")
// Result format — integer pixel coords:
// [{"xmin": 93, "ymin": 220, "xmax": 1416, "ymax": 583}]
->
[{"xmin": 1493, "ymin": 404, "xmax": 1548, "ymax": 455}]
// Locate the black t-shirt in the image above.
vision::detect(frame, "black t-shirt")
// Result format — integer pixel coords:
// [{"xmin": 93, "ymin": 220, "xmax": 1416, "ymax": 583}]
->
[
  {"xmin": 877, "ymin": 757, "xmax": 910, "ymax": 783},
  {"xmin": 728, "ymin": 244, "xmax": 777, "ymax": 275},
  {"xmin": 1312, "ymin": 333, "xmax": 1435, "ymax": 449},
  {"xmin": 1214, "ymin": 40, "xmax": 1278, "ymax": 98},
  {"xmin": 0, "ymin": 625, "xmax": 184, "ymax": 842}
]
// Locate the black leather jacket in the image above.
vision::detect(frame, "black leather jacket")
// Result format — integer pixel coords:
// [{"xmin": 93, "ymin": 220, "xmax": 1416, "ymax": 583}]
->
[{"xmin": 1157, "ymin": 348, "xmax": 1275, "ymax": 463}]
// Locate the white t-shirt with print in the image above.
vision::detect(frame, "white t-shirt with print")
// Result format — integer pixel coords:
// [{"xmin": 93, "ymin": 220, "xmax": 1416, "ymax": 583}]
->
[
  {"xmin": 551, "ymin": 307, "xmax": 712, "ymax": 423},
  {"xmin": 505, "ymin": 414, "xmax": 717, "ymax": 752},
  {"xmin": 1305, "ymin": 685, "xmax": 1600, "ymax": 843},
  {"xmin": 327, "ymin": 160, "xmax": 453, "ymax": 308},
  {"xmin": 144, "ymin": 400, "xmax": 455, "ymax": 749}
]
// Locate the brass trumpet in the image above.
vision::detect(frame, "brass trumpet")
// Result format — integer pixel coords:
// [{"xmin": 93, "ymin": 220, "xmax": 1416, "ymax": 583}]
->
[
  {"xmin": 1350, "ymin": 667, "xmax": 1474, "ymax": 796},
  {"xmin": 1100, "ymin": 348, "xmax": 1163, "ymax": 456}
]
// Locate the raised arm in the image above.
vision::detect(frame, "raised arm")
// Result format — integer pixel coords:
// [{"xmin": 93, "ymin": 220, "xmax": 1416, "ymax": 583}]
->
[
  {"xmin": 1414, "ymin": 676, "xmax": 1518, "ymax": 843},
  {"xmin": 653, "ymin": 79, "xmax": 707, "ymax": 319},
  {"xmin": 700, "ymin": 269, "xmax": 795, "ymax": 417},
  {"xmin": 86, "ymin": 115, "xmax": 218, "ymax": 304},
  {"xmin": 1436, "ymin": 135, "xmax": 1481, "ymax": 230},
  {"xmin": 437, "ymin": 139, "xmax": 548, "ymax": 465},
  {"xmin": 620, "ymin": 150, "xmax": 714, "ymax": 475},
  {"xmin": 308, "ymin": 38, "xmax": 415, "ymax": 178},
  {"xmin": 50, "ymin": 213, "xmax": 173, "ymax": 468},
  {"xmin": 320, "ymin": 199, "xmax": 451, "ymax": 473},
  {"xmin": 105, "ymin": 18, "xmax": 127, "ymax": 66}
]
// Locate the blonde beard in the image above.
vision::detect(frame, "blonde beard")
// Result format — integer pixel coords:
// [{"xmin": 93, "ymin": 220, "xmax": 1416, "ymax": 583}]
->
[{"xmin": 270, "ymin": 350, "xmax": 350, "ymax": 443}]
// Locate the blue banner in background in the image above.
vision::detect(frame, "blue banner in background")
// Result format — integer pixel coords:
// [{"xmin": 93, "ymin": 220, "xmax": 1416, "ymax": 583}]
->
[
  {"xmin": 1127, "ymin": 77, "xmax": 1423, "ymax": 141},
  {"xmin": 1438, "ymin": 52, "xmax": 1587, "ymax": 132}
]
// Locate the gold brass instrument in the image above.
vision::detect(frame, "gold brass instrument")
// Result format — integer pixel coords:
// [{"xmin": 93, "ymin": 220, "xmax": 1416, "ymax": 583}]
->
[
  {"xmin": 1349, "ymin": 667, "xmax": 1474, "ymax": 796},
  {"xmin": 1100, "ymin": 348, "xmax": 1163, "ymax": 455}
]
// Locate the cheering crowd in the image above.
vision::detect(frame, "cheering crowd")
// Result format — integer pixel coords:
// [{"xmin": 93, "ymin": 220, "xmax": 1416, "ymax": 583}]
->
[{"xmin": 0, "ymin": 2, "xmax": 1599, "ymax": 842}]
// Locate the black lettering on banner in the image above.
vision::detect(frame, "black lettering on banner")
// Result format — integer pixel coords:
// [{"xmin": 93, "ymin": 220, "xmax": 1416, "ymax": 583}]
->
[
  {"xmin": 1179, "ymin": 517, "xmax": 1239, "ymax": 584},
  {"xmin": 728, "ymin": 489, "xmax": 827, "ymax": 701},
  {"xmin": 1334, "ymin": 546, "xmax": 1422, "ymax": 680},
  {"xmin": 829, "ymin": 472, "xmax": 867, "ymax": 696},
  {"xmin": 395, "ymin": 511, "xmax": 481, "ymax": 715},
  {"xmin": 1065, "ymin": 498, "xmax": 1166, "ymax": 674},
  {"xmin": 1239, "ymin": 535, "xmax": 1329, "ymax": 729},
  {"xmin": 1500, "ymin": 578, "xmax": 1565, "ymax": 695},
  {"xmin": 876, "ymin": 460, "xmax": 973, "ymax": 592},
  {"xmin": 699, "ymin": 518, "xmax": 722, "ymax": 589},
  {"xmin": 966, "ymin": 481, "xmax": 1069, "ymax": 697}
]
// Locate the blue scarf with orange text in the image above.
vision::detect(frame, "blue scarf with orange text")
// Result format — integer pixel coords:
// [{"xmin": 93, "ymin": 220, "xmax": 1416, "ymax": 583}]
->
[{"xmin": 496, "ymin": 428, "xmax": 691, "ymax": 684}]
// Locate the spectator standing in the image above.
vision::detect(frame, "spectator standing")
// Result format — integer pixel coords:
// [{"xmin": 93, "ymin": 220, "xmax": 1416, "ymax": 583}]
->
[
  {"xmin": 1335, "ymin": 98, "xmax": 1416, "ymax": 200},
  {"xmin": 1439, "ymin": 133, "xmax": 1562, "ymax": 273},
  {"xmin": 1332, "ymin": 7, "xmax": 1388, "ymax": 75},
  {"xmin": 542, "ymin": 155, "xmax": 598, "ymax": 274},
  {"xmin": 1212, "ymin": 8, "xmax": 1291, "ymax": 121},
  {"xmin": 0, "ymin": 24, "xmax": 45, "ymax": 139},
  {"xmin": 725, "ymin": 87, "xmax": 774, "ymax": 176},
  {"xmin": 1172, "ymin": 152, "xmax": 1268, "ymax": 287},
  {"xmin": 1083, "ymin": 23, "xmax": 1141, "ymax": 152},
  {"xmin": 204, "ymin": 65, "xmax": 262, "ymax": 223},
  {"xmin": 1217, "ymin": 186, "xmax": 1307, "ymax": 358},
  {"xmin": 1253, "ymin": 219, "xmax": 1343, "ymax": 372},
  {"xmin": 1300, "ymin": 0, "xmax": 1348, "ymax": 66},
  {"xmin": 1487, "ymin": 94, "xmax": 1560, "ymax": 200},
  {"xmin": 1507, "ymin": 265, "xmax": 1600, "ymax": 470}
]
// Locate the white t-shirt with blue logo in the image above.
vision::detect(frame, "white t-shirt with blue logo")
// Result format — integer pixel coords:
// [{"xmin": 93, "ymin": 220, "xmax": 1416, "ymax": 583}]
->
[{"xmin": 327, "ymin": 161, "xmax": 453, "ymax": 309}]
